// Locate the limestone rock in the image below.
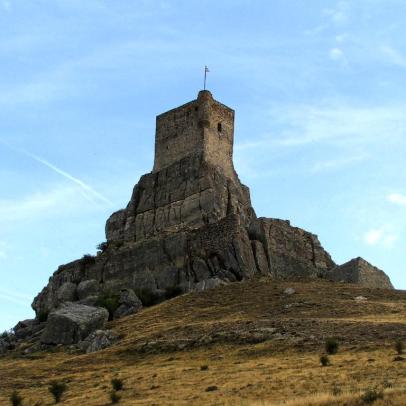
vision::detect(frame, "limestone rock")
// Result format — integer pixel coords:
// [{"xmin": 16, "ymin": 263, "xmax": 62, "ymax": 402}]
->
[
  {"xmin": 77, "ymin": 279, "xmax": 100, "ymax": 300},
  {"xmin": 113, "ymin": 289, "xmax": 143, "ymax": 319},
  {"xmin": 327, "ymin": 257, "xmax": 393, "ymax": 289},
  {"xmin": 79, "ymin": 329, "xmax": 119, "ymax": 353},
  {"xmin": 40, "ymin": 303, "xmax": 109, "ymax": 345}
]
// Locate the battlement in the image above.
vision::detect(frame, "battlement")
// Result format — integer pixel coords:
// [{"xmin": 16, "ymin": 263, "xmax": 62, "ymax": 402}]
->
[{"xmin": 153, "ymin": 90, "xmax": 235, "ymax": 179}]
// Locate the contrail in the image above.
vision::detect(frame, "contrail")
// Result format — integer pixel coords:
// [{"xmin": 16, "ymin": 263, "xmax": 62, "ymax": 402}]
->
[
  {"xmin": 0, "ymin": 139, "xmax": 112, "ymax": 206},
  {"xmin": 0, "ymin": 288, "xmax": 32, "ymax": 307}
]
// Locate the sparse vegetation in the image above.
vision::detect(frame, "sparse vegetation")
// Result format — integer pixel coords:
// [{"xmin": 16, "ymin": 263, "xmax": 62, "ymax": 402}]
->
[
  {"xmin": 361, "ymin": 388, "xmax": 384, "ymax": 404},
  {"xmin": 9, "ymin": 391, "xmax": 23, "ymax": 406},
  {"xmin": 81, "ymin": 254, "xmax": 96, "ymax": 266},
  {"xmin": 200, "ymin": 365, "xmax": 209, "ymax": 371},
  {"xmin": 395, "ymin": 339, "xmax": 403, "ymax": 355},
  {"xmin": 96, "ymin": 291, "xmax": 120, "ymax": 321},
  {"xmin": 325, "ymin": 337, "xmax": 339, "ymax": 355},
  {"xmin": 110, "ymin": 390, "xmax": 121, "ymax": 404},
  {"xmin": 165, "ymin": 285, "xmax": 183, "ymax": 300},
  {"xmin": 1, "ymin": 330, "xmax": 9, "ymax": 339},
  {"xmin": 37, "ymin": 310, "xmax": 49, "ymax": 323},
  {"xmin": 111, "ymin": 378, "xmax": 124, "ymax": 391},
  {"xmin": 48, "ymin": 381, "xmax": 67, "ymax": 404},
  {"xmin": 137, "ymin": 288, "xmax": 161, "ymax": 306},
  {"xmin": 97, "ymin": 242, "xmax": 108, "ymax": 252},
  {"xmin": 320, "ymin": 355, "xmax": 330, "ymax": 366}
]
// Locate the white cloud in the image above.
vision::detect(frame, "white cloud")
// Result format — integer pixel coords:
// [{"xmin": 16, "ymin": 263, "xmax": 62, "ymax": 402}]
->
[
  {"xmin": 311, "ymin": 153, "xmax": 366, "ymax": 173},
  {"xmin": 387, "ymin": 193, "xmax": 406, "ymax": 206},
  {"xmin": 325, "ymin": 1, "xmax": 349, "ymax": 26},
  {"xmin": 363, "ymin": 228, "xmax": 398, "ymax": 247},
  {"xmin": 380, "ymin": 45, "xmax": 406, "ymax": 68},
  {"xmin": 329, "ymin": 47, "xmax": 345, "ymax": 61}
]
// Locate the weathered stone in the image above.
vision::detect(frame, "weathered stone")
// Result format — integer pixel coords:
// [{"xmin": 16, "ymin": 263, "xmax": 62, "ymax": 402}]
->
[
  {"xmin": 79, "ymin": 329, "xmax": 119, "ymax": 353},
  {"xmin": 284, "ymin": 288, "xmax": 296, "ymax": 295},
  {"xmin": 327, "ymin": 257, "xmax": 393, "ymax": 289},
  {"xmin": 41, "ymin": 303, "xmax": 108, "ymax": 345},
  {"xmin": 77, "ymin": 280, "xmax": 100, "ymax": 300},
  {"xmin": 113, "ymin": 289, "xmax": 143, "ymax": 319},
  {"xmin": 30, "ymin": 90, "xmax": 393, "ymax": 324}
]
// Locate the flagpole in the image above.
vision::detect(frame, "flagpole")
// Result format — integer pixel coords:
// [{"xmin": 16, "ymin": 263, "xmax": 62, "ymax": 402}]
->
[{"xmin": 204, "ymin": 66, "xmax": 207, "ymax": 90}]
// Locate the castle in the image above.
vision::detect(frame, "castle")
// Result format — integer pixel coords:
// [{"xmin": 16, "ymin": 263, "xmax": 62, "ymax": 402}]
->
[{"xmin": 31, "ymin": 90, "xmax": 393, "ymax": 344}]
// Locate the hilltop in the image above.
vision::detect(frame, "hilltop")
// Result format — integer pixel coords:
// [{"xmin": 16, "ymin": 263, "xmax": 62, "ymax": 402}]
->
[{"xmin": 1, "ymin": 278, "xmax": 406, "ymax": 405}]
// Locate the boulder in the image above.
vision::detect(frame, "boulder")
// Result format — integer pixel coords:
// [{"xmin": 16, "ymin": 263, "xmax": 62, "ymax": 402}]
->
[
  {"xmin": 77, "ymin": 279, "xmax": 100, "ymax": 300},
  {"xmin": 57, "ymin": 282, "xmax": 77, "ymax": 302},
  {"xmin": 327, "ymin": 257, "xmax": 393, "ymax": 289},
  {"xmin": 113, "ymin": 289, "xmax": 143, "ymax": 319},
  {"xmin": 79, "ymin": 329, "xmax": 119, "ymax": 353},
  {"xmin": 41, "ymin": 303, "xmax": 109, "ymax": 345}
]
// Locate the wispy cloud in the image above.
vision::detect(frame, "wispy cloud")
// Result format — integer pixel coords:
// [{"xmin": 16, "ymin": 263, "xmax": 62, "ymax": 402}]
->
[
  {"xmin": 363, "ymin": 228, "xmax": 398, "ymax": 247},
  {"xmin": 0, "ymin": 288, "xmax": 32, "ymax": 307},
  {"xmin": 387, "ymin": 193, "xmax": 406, "ymax": 206},
  {"xmin": 311, "ymin": 153, "xmax": 366, "ymax": 173},
  {"xmin": 380, "ymin": 45, "xmax": 406, "ymax": 68},
  {"xmin": 329, "ymin": 47, "xmax": 345, "ymax": 62},
  {"xmin": 0, "ymin": 139, "xmax": 112, "ymax": 205}
]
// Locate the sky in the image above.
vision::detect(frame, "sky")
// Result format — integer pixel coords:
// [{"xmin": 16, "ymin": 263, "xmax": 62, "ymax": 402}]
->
[{"xmin": 0, "ymin": 0, "xmax": 405, "ymax": 331}]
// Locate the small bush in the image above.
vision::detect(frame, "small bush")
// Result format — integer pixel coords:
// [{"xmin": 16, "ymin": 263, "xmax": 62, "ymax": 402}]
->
[
  {"xmin": 164, "ymin": 286, "xmax": 183, "ymax": 300},
  {"xmin": 96, "ymin": 291, "xmax": 120, "ymax": 321},
  {"xmin": 111, "ymin": 378, "xmax": 123, "ymax": 391},
  {"xmin": 1, "ymin": 330, "xmax": 9, "ymax": 339},
  {"xmin": 110, "ymin": 390, "xmax": 121, "ymax": 404},
  {"xmin": 137, "ymin": 289, "xmax": 161, "ymax": 307},
  {"xmin": 361, "ymin": 388, "xmax": 383, "ymax": 404},
  {"xmin": 200, "ymin": 365, "xmax": 209, "ymax": 371},
  {"xmin": 49, "ymin": 381, "xmax": 67, "ymax": 403},
  {"xmin": 205, "ymin": 385, "xmax": 218, "ymax": 392},
  {"xmin": 395, "ymin": 339, "xmax": 403, "ymax": 355},
  {"xmin": 10, "ymin": 391, "xmax": 23, "ymax": 406},
  {"xmin": 97, "ymin": 242, "xmax": 108, "ymax": 252},
  {"xmin": 81, "ymin": 254, "xmax": 96, "ymax": 266},
  {"xmin": 37, "ymin": 310, "xmax": 49, "ymax": 323},
  {"xmin": 320, "ymin": 355, "xmax": 330, "ymax": 366},
  {"xmin": 325, "ymin": 337, "xmax": 339, "ymax": 355}
]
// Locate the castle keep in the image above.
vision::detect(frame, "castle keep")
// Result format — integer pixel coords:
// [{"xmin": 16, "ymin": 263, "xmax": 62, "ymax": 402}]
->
[
  {"xmin": 153, "ymin": 90, "xmax": 235, "ymax": 179},
  {"xmin": 32, "ymin": 91, "xmax": 393, "ymax": 334}
]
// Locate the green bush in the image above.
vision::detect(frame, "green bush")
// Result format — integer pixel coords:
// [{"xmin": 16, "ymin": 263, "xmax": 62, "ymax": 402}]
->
[
  {"xmin": 200, "ymin": 365, "xmax": 209, "ymax": 371},
  {"xmin": 164, "ymin": 286, "xmax": 183, "ymax": 300},
  {"xmin": 395, "ymin": 339, "xmax": 403, "ymax": 355},
  {"xmin": 81, "ymin": 254, "xmax": 96, "ymax": 266},
  {"xmin": 320, "ymin": 355, "xmax": 330, "ymax": 367},
  {"xmin": 111, "ymin": 378, "xmax": 123, "ymax": 391},
  {"xmin": 325, "ymin": 337, "xmax": 339, "ymax": 355},
  {"xmin": 110, "ymin": 390, "xmax": 121, "ymax": 404},
  {"xmin": 96, "ymin": 291, "xmax": 120, "ymax": 321},
  {"xmin": 97, "ymin": 242, "xmax": 108, "ymax": 252},
  {"xmin": 48, "ymin": 381, "xmax": 67, "ymax": 403},
  {"xmin": 361, "ymin": 388, "xmax": 383, "ymax": 404},
  {"xmin": 10, "ymin": 390, "xmax": 23, "ymax": 406},
  {"xmin": 137, "ymin": 289, "xmax": 161, "ymax": 307},
  {"xmin": 37, "ymin": 310, "xmax": 49, "ymax": 323}
]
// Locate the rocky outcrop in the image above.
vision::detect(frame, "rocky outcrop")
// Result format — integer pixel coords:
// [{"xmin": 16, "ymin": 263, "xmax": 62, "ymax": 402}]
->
[
  {"xmin": 30, "ymin": 90, "xmax": 393, "ymax": 332},
  {"xmin": 79, "ymin": 329, "xmax": 119, "ymax": 353},
  {"xmin": 326, "ymin": 257, "xmax": 393, "ymax": 289},
  {"xmin": 40, "ymin": 303, "xmax": 109, "ymax": 345}
]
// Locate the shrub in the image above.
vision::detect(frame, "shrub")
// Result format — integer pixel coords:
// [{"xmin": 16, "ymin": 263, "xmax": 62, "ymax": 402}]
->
[
  {"xmin": 96, "ymin": 291, "xmax": 120, "ymax": 321},
  {"xmin": 111, "ymin": 378, "xmax": 124, "ymax": 391},
  {"xmin": 10, "ymin": 391, "xmax": 23, "ymax": 406},
  {"xmin": 325, "ymin": 337, "xmax": 339, "ymax": 355},
  {"xmin": 1, "ymin": 330, "xmax": 9, "ymax": 339},
  {"xmin": 200, "ymin": 365, "xmax": 209, "ymax": 371},
  {"xmin": 320, "ymin": 355, "xmax": 330, "ymax": 366},
  {"xmin": 97, "ymin": 242, "xmax": 108, "ymax": 252},
  {"xmin": 37, "ymin": 310, "xmax": 49, "ymax": 323},
  {"xmin": 395, "ymin": 339, "xmax": 403, "ymax": 355},
  {"xmin": 81, "ymin": 254, "xmax": 96, "ymax": 266},
  {"xmin": 164, "ymin": 286, "xmax": 183, "ymax": 300},
  {"xmin": 361, "ymin": 388, "xmax": 383, "ymax": 404},
  {"xmin": 48, "ymin": 381, "xmax": 67, "ymax": 403},
  {"xmin": 137, "ymin": 289, "xmax": 161, "ymax": 307},
  {"xmin": 110, "ymin": 390, "xmax": 121, "ymax": 404}
]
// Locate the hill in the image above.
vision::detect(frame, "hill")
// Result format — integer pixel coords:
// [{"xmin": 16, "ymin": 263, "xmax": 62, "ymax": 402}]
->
[{"xmin": 1, "ymin": 278, "xmax": 406, "ymax": 405}]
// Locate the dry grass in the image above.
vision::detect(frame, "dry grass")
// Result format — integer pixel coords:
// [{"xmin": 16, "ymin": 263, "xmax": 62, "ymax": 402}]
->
[{"xmin": 1, "ymin": 279, "xmax": 406, "ymax": 405}]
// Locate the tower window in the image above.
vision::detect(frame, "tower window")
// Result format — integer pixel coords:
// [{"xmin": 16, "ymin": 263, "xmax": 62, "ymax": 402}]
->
[{"xmin": 217, "ymin": 123, "xmax": 222, "ymax": 132}]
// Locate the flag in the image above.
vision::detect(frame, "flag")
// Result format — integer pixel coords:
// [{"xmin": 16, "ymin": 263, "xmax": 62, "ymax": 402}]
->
[{"xmin": 205, "ymin": 65, "xmax": 210, "ymax": 73}]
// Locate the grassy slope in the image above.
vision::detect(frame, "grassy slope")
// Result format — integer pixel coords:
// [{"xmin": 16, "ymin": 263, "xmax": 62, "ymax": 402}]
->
[{"xmin": 1, "ymin": 278, "xmax": 406, "ymax": 405}]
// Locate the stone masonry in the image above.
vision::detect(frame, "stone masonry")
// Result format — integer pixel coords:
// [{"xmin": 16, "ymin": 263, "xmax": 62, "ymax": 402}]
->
[{"xmin": 31, "ymin": 90, "xmax": 393, "ymax": 321}]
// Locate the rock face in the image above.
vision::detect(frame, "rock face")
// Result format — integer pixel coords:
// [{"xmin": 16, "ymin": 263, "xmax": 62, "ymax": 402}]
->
[
  {"xmin": 41, "ymin": 303, "xmax": 109, "ymax": 345},
  {"xmin": 327, "ymin": 257, "xmax": 393, "ymax": 289},
  {"xmin": 31, "ymin": 90, "xmax": 393, "ymax": 323}
]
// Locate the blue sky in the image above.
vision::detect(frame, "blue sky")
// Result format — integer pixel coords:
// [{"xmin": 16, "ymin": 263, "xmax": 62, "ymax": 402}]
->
[{"xmin": 1, "ymin": 0, "xmax": 405, "ymax": 331}]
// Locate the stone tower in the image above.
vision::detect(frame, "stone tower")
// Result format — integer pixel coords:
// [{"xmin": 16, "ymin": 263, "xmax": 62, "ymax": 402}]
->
[
  {"xmin": 32, "ymin": 90, "xmax": 392, "ymax": 325},
  {"xmin": 153, "ymin": 90, "xmax": 235, "ymax": 179}
]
